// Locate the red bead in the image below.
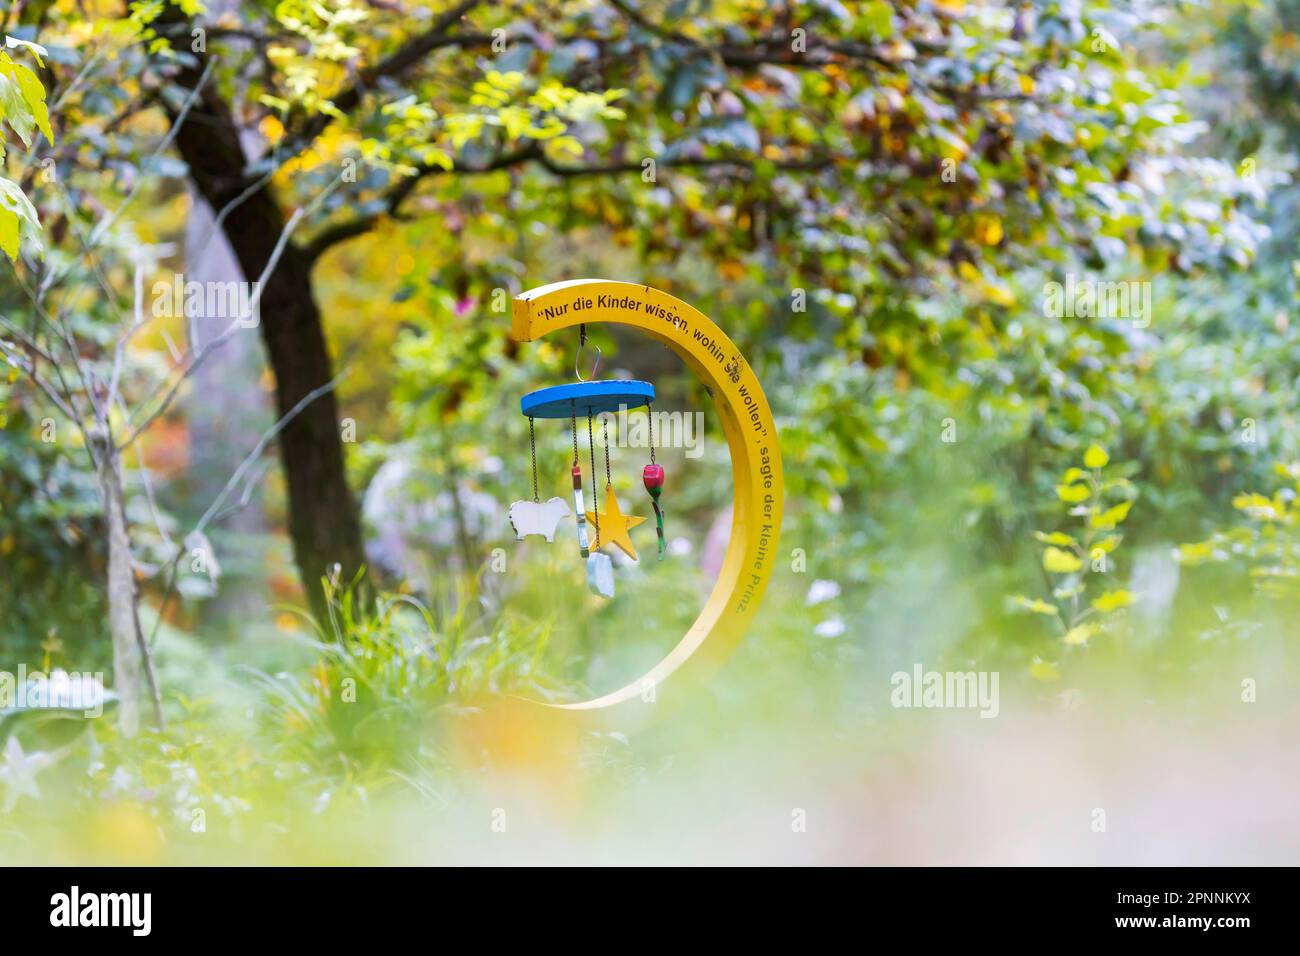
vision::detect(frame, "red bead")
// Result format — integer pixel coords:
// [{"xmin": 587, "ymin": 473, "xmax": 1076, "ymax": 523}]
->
[
  {"xmin": 643, "ymin": 463, "xmax": 664, "ymax": 492},
  {"xmin": 572, "ymin": 465, "xmax": 583, "ymax": 489}
]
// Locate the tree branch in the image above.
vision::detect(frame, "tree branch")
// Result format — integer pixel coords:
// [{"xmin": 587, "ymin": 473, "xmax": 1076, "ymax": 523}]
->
[
  {"xmin": 304, "ymin": 144, "xmax": 541, "ymax": 262},
  {"xmin": 303, "ymin": 145, "xmax": 856, "ymax": 259}
]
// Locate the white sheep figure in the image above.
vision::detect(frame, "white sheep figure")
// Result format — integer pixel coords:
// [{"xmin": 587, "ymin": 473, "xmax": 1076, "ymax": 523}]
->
[{"xmin": 508, "ymin": 497, "xmax": 571, "ymax": 542}]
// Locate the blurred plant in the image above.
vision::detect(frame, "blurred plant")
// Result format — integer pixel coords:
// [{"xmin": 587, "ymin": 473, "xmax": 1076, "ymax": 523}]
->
[
  {"xmin": 1177, "ymin": 461, "xmax": 1300, "ymax": 601},
  {"xmin": 1010, "ymin": 445, "xmax": 1138, "ymax": 676},
  {"xmin": 0, "ymin": 410, "xmax": 106, "ymax": 665},
  {"xmin": 247, "ymin": 578, "xmax": 570, "ymax": 785}
]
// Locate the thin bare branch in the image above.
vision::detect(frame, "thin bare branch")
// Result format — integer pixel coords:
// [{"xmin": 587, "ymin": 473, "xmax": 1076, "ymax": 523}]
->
[
  {"xmin": 86, "ymin": 58, "xmax": 218, "ymax": 251},
  {"xmin": 0, "ymin": 337, "xmax": 80, "ymax": 422},
  {"xmin": 143, "ymin": 369, "xmax": 346, "ymax": 651},
  {"xmin": 195, "ymin": 369, "xmax": 349, "ymax": 536},
  {"xmin": 120, "ymin": 173, "xmax": 349, "ymax": 448}
]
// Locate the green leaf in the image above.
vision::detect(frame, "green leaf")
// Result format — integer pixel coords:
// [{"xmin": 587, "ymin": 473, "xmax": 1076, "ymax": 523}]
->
[
  {"xmin": 4, "ymin": 36, "xmax": 48, "ymax": 68},
  {"xmin": 10, "ymin": 57, "xmax": 52, "ymax": 145},
  {"xmin": 861, "ymin": 0, "xmax": 895, "ymax": 39},
  {"xmin": 0, "ymin": 176, "xmax": 42, "ymax": 261},
  {"xmin": 0, "ymin": 65, "xmax": 33, "ymax": 146}
]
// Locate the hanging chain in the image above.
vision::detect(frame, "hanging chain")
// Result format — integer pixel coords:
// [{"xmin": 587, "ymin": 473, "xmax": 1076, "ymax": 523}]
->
[
  {"xmin": 647, "ymin": 402, "xmax": 657, "ymax": 464},
  {"xmin": 570, "ymin": 400, "xmax": 579, "ymax": 467},
  {"xmin": 528, "ymin": 416, "xmax": 539, "ymax": 502},
  {"xmin": 602, "ymin": 414, "xmax": 612, "ymax": 488},
  {"xmin": 587, "ymin": 409, "xmax": 599, "ymax": 545}
]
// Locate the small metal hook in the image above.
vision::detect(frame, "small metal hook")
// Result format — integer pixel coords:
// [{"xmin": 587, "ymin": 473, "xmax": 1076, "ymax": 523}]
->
[{"xmin": 575, "ymin": 324, "xmax": 601, "ymax": 382}]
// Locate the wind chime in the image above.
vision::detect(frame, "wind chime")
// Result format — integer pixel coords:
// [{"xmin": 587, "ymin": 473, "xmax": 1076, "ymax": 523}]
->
[{"xmin": 507, "ymin": 327, "xmax": 667, "ymax": 598}]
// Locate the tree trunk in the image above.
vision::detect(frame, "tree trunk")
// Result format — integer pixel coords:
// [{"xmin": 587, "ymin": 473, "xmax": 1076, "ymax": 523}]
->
[
  {"xmin": 186, "ymin": 189, "xmax": 273, "ymax": 624},
  {"xmin": 183, "ymin": 0, "xmax": 274, "ymax": 627},
  {"xmin": 163, "ymin": 32, "xmax": 367, "ymax": 626},
  {"xmin": 90, "ymin": 429, "xmax": 141, "ymax": 737}
]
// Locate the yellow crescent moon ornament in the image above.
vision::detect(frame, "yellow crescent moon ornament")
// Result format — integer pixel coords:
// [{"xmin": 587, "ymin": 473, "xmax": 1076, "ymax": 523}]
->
[{"xmin": 511, "ymin": 280, "xmax": 784, "ymax": 716}]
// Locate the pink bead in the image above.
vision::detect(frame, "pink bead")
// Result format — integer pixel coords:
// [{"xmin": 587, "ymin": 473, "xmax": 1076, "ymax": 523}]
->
[{"xmin": 643, "ymin": 463, "xmax": 665, "ymax": 492}]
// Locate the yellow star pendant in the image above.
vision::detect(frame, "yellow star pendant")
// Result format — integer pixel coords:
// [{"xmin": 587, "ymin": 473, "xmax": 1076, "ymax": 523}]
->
[{"xmin": 586, "ymin": 484, "xmax": 645, "ymax": 560}]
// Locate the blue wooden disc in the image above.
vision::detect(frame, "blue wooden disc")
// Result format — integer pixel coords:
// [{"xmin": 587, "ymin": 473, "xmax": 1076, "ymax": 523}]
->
[{"xmin": 520, "ymin": 380, "xmax": 655, "ymax": 419}]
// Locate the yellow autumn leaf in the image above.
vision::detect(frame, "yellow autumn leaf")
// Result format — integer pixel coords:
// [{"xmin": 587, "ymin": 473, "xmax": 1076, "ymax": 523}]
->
[
  {"xmin": 1233, "ymin": 492, "xmax": 1283, "ymax": 520},
  {"xmin": 1090, "ymin": 500, "xmax": 1133, "ymax": 530},
  {"xmin": 0, "ymin": 204, "xmax": 18, "ymax": 260},
  {"xmin": 1063, "ymin": 622, "xmax": 1094, "ymax": 645},
  {"xmin": 259, "ymin": 114, "xmax": 285, "ymax": 144},
  {"xmin": 1092, "ymin": 589, "xmax": 1136, "ymax": 612},
  {"xmin": 982, "ymin": 279, "xmax": 1015, "ymax": 307},
  {"xmin": 1056, "ymin": 483, "xmax": 1090, "ymax": 503},
  {"xmin": 546, "ymin": 135, "xmax": 583, "ymax": 160},
  {"xmin": 1043, "ymin": 546, "xmax": 1083, "ymax": 573},
  {"xmin": 1175, "ymin": 540, "xmax": 1219, "ymax": 565},
  {"xmin": 1091, "ymin": 534, "xmax": 1122, "ymax": 554},
  {"xmin": 1084, "ymin": 444, "xmax": 1109, "ymax": 469},
  {"xmin": 1034, "ymin": 530, "xmax": 1078, "ymax": 547},
  {"xmin": 1011, "ymin": 595, "xmax": 1058, "ymax": 615},
  {"xmin": 974, "ymin": 214, "xmax": 1004, "ymax": 246}
]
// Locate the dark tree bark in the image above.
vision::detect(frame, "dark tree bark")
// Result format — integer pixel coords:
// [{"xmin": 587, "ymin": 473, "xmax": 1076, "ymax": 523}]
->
[{"xmin": 161, "ymin": 28, "xmax": 366, "ymax": 625}]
